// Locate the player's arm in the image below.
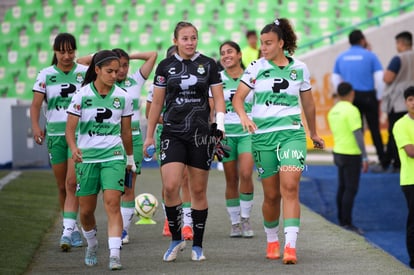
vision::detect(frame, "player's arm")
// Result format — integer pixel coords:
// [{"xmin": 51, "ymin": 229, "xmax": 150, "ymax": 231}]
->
[
  {"xmin": 210, "ymin": 84, "xmax": 225, "ymax": 132},
  {"xmin": 30, "ymin": 92, "xmax": 45, "ymax": 145},
  {"xmin": 66, "ymin": 113, "xmax": 82, "ymax": 162},
  {"xmin": 129, "ymin": 51, "xmax": 158, "ymax": 79},
  {"xmin": 353, "ymin": 128, "xmax": 369, "ymax": 172},
  {"xmin": 121, "ymin": 115, "xmax": 133, "ymax": 156},
  {"xmin": 76, "ymin": 54, "xmax": 93, "ymax": 66},
  {"xmin": 144, "ymin": 86, "xmax": 165, "ymax": 156},
  {"xmin": 300, "ymin": 90, "xmax": 324, "ymax": 149},
  {"xmin": 233, "ymin": 81, "xmax": 256, "ymax": 133}
]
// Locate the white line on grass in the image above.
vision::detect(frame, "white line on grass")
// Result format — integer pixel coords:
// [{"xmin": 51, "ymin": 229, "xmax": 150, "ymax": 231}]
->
[{"xmin": 0, "ymin": 171, "xmax": 22, "ymax": 191}]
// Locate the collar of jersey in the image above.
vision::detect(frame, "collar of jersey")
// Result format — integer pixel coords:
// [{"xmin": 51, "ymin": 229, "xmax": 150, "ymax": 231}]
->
[
  {"xmin": 174, "ymin": 52, "xmax": 200, "ymax": 62},
  {"xmin": 54, "ymin": 62, "xmax": 77, "ymax": 75},
  {"xmin": 90, "ymin": 82, "xmax": 115, "ymax": 98}
]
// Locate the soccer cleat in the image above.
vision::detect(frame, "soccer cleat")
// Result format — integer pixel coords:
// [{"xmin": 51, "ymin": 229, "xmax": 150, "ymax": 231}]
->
[
  {"xmin": 71, "ymin": 231, "xmax": 83, "ymax": 247},
  {"xmin": 163, "ymin": 240, "xmax": 186, "ymax": 262},
  {"xmin": 60, "ymin": 236, "xmax": 72, "ymax": 252},
  {"xmin": 241, "ymin": 218, "xmax": 254, "ymax": 238},
  {"xmin": 163, "ymin": 218, "xmax": 172, "ymax": 237},
  {"xmin": 230, "ymin": 223, "xmax": 242, "ymax": 238},
  {"xmin": 109, "ymin": 256, "xmax": 122, "ymax": 270},
  {"xmin": 85, "ymin": 244, "xmax": 98, "ymax": 266},
  {"xmin": 283, "ymin": 244, "xmax": 297, "ymax": 264},
  {"xmin": 191, "ymin": 246, "xmax": 206, "ymax": 261},
  {"xmin": 182, "ymin": 225, "xmax": 193, "ymax": 240},
  {"xmin": 266, "ymin": 241, "xmax": 280, "ymax": 259},
  {"xmin": 121, "ymin": 229, "xmax": 129, "ymax": 244}
]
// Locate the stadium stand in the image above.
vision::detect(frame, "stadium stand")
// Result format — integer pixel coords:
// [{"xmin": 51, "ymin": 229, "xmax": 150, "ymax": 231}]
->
[{"xmin": 0, "ymin": 0, "xmax": 414, "ymax": 100}]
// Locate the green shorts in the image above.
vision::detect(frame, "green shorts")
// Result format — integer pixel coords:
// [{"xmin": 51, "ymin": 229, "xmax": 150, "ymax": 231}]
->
[
  {"xmin": 75, "ymin": 160, "xmax": 125, "ymax": 196},
  {"xmin": 221, "ymin": 135, "xmax": 252, "ymax": 163},
  {"xmin": 252, "ymin": 129, "xmax": 307, "ymax": 179},
  {"xmin": 46, "ymin": 135, "xmax": 71, "ymax": 165},
  {"xmin": 133, "ymin": 134, "xmax": 143, "ymax": 174}
]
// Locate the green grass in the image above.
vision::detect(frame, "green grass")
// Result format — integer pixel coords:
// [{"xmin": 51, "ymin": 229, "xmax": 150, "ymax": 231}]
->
[{"xmin": 0, "ymin": 170, "xmax": 59, "ymax": 275}]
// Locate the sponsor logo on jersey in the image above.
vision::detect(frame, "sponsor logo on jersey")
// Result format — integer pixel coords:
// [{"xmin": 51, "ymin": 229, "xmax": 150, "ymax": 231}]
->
[
  {"xmin": 289, "ymin": 70, "xmax": 297, "ymax": 80},
  {"xmin": 168, "ymin": 67, "xmax": 176, "ymax": 74},
  {"xmin": 113, "ymin": 97, "xmax": 121, "ymax": 109},
  {"xmin": 197, "ymin": 65, "xmax": 205, "ymax": 74},
  {"xmin": 76, "ymin": 73, "xmax": 84, "ymax": 83}
]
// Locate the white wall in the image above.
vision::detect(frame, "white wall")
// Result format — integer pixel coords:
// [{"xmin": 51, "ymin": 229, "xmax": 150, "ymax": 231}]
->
[{"xmin": 0, "ymin": 98, "xmax": 17, "ymax": 165}]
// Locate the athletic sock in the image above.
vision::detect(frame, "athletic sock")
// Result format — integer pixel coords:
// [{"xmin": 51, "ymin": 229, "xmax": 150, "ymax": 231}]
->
[
  {"xmin": 192, "ymin": 208, "xmax": 208, "ymax": 248},
  {"xmin": 284, "ymin": 218, "xmax": 300, "ymax": 248},
  {"xmin": 264, "ymin": 220, "xmax": 279, "ymax": 243},
  {"xmin": 82, "ymin": 227, "xmax": 98, "ymax": 248},
  {"xmin": 121, "ymin": 201, "xmax": 135, "ymax": 232},
  {"xmin": 108, "ymin": 237, "xmax": 122, "ymax": 258},
  {"xmin": 226, "ymin": 198, "xmax": 241, "ymax": 225},
  {"xmin": 240, "ymin": 192, "xmax": 254, "ymax": 219},
  {"xmin": 162, "ymin": 201, "xmax": 167, "ymax": 218},
  {"xmin": 182, "ymin": 202, "xmax": 192, "ymax": 227},
  {"xmin": 62, "ymin": 212, "xmax": 77, "ymax": 238},
  {"xmin": 165, "ymin": 204, "xmax": 183, "ymax": 241}
]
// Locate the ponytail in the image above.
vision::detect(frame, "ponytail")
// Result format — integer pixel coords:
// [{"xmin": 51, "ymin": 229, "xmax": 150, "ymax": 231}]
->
[{"xmin": 82, "ymin": 50, "xmax": 119, "ymax": 86}]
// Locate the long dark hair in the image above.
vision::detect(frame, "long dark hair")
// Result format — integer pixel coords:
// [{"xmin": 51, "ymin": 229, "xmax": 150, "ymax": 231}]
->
[
  {"xmin": 112, "ymin": 48, "xmax": 130, "ymax": 61},
  {"xmin": 261, "ymin": 18, "xmax": 297, "ymax": 56},
  {"xmin": 219, "ymin": 40, "xmax": 245, "ymax": 70},
  {"xmin": 82, "ymin": 50, "xmax": 119, "ymax": 86},
  {"xmin": 51, "ymin": 33, "xmax": 77, "ymax": 65}
]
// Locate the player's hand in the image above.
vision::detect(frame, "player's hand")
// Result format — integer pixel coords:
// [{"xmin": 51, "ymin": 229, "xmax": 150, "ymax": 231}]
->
[
  {"xmin": 362, "ymin": 160, "xmax": 369, "ymax": 173},
  {"xmin": 240, "ymin": 116, "xmax": 257, "ymax": 134},
  {"xmin": 143, "ymin": 137, "xmax": 155, "ymax": 158},
  {"xmin": 213, "ymin": 142, "xmax": 231, "ymax": 162},
  {"xmin": 311, "ymin": 135, "xmax": 325, "ymax": 149},
  {"xmin": 72, "ymin": 148, "xmax": 83, "ymax": 163},
  {"xmin": 126, "ymin": 155, "xmax": 136, "ymax": 172},
  {"xmin": 33, "ymin": 128, "xmax": 45, "ymax": 145}
]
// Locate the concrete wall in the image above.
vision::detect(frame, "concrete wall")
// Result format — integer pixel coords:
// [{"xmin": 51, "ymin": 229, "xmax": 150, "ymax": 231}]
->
[{"xmin": 297, "ymin": 12, "xmax": 414, "ymax": 147}]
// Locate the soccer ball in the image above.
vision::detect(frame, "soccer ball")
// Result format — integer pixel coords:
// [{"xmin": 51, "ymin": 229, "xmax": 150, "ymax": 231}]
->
[{"xmin": 134, "ymin": 193, "xmax": 158, "ymax": 219}]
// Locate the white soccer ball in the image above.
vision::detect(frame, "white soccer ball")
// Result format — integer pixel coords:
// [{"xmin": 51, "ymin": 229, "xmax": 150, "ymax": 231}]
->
[{"xmin": 134, "ymin": 193, "xmax": 159, "ymax": 219}]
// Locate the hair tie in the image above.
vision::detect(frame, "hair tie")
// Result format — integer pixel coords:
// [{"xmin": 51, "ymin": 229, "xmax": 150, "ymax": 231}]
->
[{"xmin": 274, "ymin": 19, "xmax": 280, "ymax": 26}]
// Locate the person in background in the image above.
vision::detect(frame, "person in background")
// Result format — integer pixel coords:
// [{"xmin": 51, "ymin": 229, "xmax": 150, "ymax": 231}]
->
[
  {"xmin": 382, "ymin": 31, "xmax": 414, "ymax": 173},
  {"xmin": 66, "ymin": 50, "xmax": 135, "ymax": 270},
  {"xmin": 328, "ymin": 82, "xmax": 368, "ymax": 235},
  {"xmin": 331, "ymin": 29, "xmax": 385, "ymax": 171},
  {"xmin": 233, "ymin": 18, "xmax": 324, "ymax": 264},
  {"xmin": 144, "ymin": 21, "xmax": 225, "ymax": 262},
  {"xmin": 30, "ymin": 33, "xmax": 87, "ymax": 252},
  {"xmin": 241, "ymin": 30, "xmax": 259, "ymax": 68},
  {"xmin": 219, "ymin": 40, "xmax": 255, "ymax": 238},
  {"xmin": 78, "ymin": 49, "xmax": 158, "ymax": 244},
  {"xmin": 393, "ymin": 86, "xmax": 414, "ymax": 269}
]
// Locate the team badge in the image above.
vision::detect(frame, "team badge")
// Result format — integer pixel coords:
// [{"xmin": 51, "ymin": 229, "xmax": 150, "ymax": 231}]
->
[
  {"xmin": 157, "ymin": 75, "xmax": 166, "ymax": 85},
  {"xmin": 124, "ymin": 79, "xmax": 131, "ymax": 87},
  {"xmin": 249, "ymin": 77, "xmax": 256, "ymax": 85},
  {"xmin": 113, "ymin": 97, "xmax": 121, "ymax": 109},
  {"xmin": 290, "ymin": 70, "xmax": 297, "ymax": 80},
  {"xmin": 197, "ymin": 65, "xmax": 205, "ymax": 75},
  {"xmin": 76, "ymin": 73, "xmax": 84, "ymax": 83}
]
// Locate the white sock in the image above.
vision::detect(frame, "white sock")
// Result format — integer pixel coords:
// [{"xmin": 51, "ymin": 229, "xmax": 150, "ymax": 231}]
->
[
  {"xmin": 162, "ymin": 202, "xmax": 167, "ymax": 218},
  {"xmin": 264, "ymin": 225, "xmax": 279, "ymax": 243},
  {"xmin": 108, "ymin": 237, "xmax": 122, "ymax": 258},
  {"xmin": 62, "ymin": 218, "xmax": 76, "ymax": 238},
  {"xmin": 82, "ymin": 227, "xmax": 98, "ymax": 248},
  {"xmin": 121, "ymin": 207, "xmax": 135, "ymax": 232},
  {"xmin": 284, "ymin": 226, "xmax": 299, "ymax": 248},
  {"xmin": 240, "ymin": 199, "xmax": 253, "ymax": 219},
  {"xmin": 182, "ymin": 206, "xmax": 192, "ymax": 227},
  {"xmin": 73, "ymin": 222, "xmax": 80, "ymax": 232},
  {"xmin": 227, "ymin": 206, "xmax": 241, "ymax": 225}
]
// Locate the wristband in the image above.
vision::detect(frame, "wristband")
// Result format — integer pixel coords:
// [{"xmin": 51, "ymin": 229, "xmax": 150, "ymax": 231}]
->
[
  {"xmin": 127, "ymin": 155, "xmax": 137, "ymax": 172},
  {"xmin": 215, "ymin": 112, "xmax": 225, "ymax": 132}
]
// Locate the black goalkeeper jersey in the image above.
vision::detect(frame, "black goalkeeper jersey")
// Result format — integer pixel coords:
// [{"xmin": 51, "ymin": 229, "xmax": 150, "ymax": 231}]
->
[{"xmin": 153, "ymin": 52, "xmax": 222, "ymax": 137}]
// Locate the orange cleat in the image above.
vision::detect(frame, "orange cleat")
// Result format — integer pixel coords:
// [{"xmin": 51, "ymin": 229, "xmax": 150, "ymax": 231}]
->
[
  {"xmin": 182, "ymin": 225, "xmax": 193, "ymax": 240},
  {"xmin": 283, "ymin": 244, "xmax": 297, "ymax": 264},
  {"xmin": 266, "ymin": 241, "xmax": 280, "ymax": 260},
  {"xmin": 163, "ymin": 218, "xmax": 172, "ymax": 237}
]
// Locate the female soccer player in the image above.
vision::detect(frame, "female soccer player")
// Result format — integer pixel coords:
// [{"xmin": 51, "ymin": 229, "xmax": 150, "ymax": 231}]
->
[
  {"xmin": 66, "ymin": 50, "xmax": 135, "ymax": 270},
  {"xmin": 233, "ymin": 18, "xmax": 324, "ymax": 264},
  {"xmin": 219, "ymin": 41, "xmax": 255, "ymax": 238},
  {"xmin": 30, "ymin": 33, "xmax": 87, "ymax": 251},
  {"xmin": 144, "ymin": 21, "xmax": 226, "ymax": 262},
  {"xmin": 78, "ymin": 49, "xmax": 158, "ymax": 244}
]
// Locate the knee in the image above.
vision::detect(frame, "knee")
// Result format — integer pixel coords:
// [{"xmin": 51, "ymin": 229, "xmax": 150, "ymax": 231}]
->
[{"xmin": 281, "ymin": 183, "xmax": 299, "ymax": 200}]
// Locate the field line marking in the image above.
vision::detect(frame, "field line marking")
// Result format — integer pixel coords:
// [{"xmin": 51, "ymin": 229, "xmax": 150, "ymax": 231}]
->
[{"xmin": 0, "ymin": 171, "xmax": 22, "ymax": 191}]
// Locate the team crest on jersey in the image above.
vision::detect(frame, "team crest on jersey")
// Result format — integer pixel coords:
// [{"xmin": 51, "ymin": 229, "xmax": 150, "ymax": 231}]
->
[
  {"xmin": 124, "ymin": 79, "xmax": 132, "ymax": 87},
  {"xmin": 73, "ymin": 103, "xmax": 81, "ymax": 111},
  {"xmin": 76, "ymin": 73, "xmax": 84, "ymax": 83},
  {"xmin": 289, "ymin": 70, "xmax": 297, "ymax": 80},
  {"xmin": 113, "ymin": 98, "xmax": 121, "ymax": 109},
  {"xmin": 39, "ymin": 82, "xmax": 46, "ymax": 89},
  {"xmin": 197, "ymin": 65, "xmax": 205, "ymax": 75}
]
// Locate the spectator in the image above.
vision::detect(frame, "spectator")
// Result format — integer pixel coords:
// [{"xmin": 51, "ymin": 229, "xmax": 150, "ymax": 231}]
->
[
  {"xmin": 392, "ymin": 86, "xmax": 414, "ymax": 269},
  {"xmin": 328, "ymin": 82, "xmax": 368, "ymax": 235},
  {"xmin": 331, "ymin": 29, "xmax": 386, "ymax": 171},
  {"xmin": 241, "ymin": 30, "xmax": 259, "ymax": 68},
  {"xmin": 382, "ymin": 31, "xmax": 414, "ymax": 172}
]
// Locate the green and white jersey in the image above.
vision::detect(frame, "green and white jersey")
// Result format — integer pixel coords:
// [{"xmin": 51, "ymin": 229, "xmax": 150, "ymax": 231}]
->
[
  {"xmin": 240, "ymin": 57, "xmax": 311, "ymax": 134},
  {"xmin": 116, "ymin": 70, "xmax": 146, "ymax": 135},
  {"xmin": 67, "ymin": 83, "xmax": 134, "ymax": 163},
  {"xmin": 33, "ymin": 63, "xmax": 88, "ymax": 136},
  {"xmin": 221, "ymin": 70, "xmax": 253, "ymax": 137}
]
